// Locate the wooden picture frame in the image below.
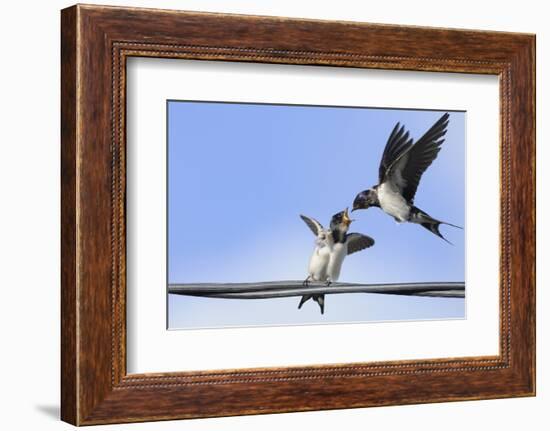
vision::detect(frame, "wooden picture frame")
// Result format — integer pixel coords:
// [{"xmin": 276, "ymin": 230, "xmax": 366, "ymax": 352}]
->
[{"xmin": 61, "ymin": 4, "xmax": 535, "ymax": 425}]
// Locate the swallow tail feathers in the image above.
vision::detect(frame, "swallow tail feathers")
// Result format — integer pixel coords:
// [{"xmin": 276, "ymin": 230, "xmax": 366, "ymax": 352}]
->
[
  {"xmin": 410, "ymin": 206, "xmax": 462, "ymax": 244},
  {"xmin": 298, "ymin": 294, "xmax": 325, "ymax": 314},
  {"xmin": 298, "ymin": 294, "xmax": 311, "ymax": 309},
  {"xmin": 314, "ymin": 295, "xmax": 325, "ymax": 314}
]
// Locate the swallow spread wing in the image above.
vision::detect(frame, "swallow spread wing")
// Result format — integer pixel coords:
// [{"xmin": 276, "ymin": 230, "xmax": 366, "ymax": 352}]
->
[
  {"xmin": 380, "ymin": 112, "xmax": 450, "ymax": 203},
  {"xmin": 300, "ymin": 214, "xmax": 324, "ymax": 236},
  {"xmin": 346, "ymin": 233, "xmax": 375, "ymax": 255}
]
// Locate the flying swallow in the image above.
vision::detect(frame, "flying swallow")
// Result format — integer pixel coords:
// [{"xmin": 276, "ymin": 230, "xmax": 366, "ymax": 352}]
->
[
  {"xmin": 352, "ymin": 112, "xmax": 461, "ymax": 243},
  {"xmin": 299, "ymin": 209, "xmax": 375, "ymax": 313}
]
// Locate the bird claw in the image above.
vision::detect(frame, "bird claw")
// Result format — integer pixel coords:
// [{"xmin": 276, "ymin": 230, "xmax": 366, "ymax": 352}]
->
[
  {"xmin": 325, "ymin": 280, "xmax": 332, "ymax": 287},
  {"xmin": 302, "ymin": 277, "xmax": 311, "ymax": 287}
]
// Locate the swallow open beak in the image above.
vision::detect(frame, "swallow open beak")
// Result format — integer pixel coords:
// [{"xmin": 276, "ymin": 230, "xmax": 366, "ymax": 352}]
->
[{"xmin": 342, "ymin": 207, "xmax": 354, "ymax": 226}]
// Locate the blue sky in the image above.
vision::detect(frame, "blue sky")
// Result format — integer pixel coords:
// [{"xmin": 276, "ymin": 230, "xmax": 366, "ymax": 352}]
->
[{"xmin": 167, "ymin": 101, "xmax": 465, "ymax": 329}]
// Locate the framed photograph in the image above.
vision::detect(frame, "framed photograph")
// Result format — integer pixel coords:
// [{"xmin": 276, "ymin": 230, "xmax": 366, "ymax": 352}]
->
[
  {"xmin": 61, "ymin": 4, "xmax": 535, "ymax": 425},
  {"xmin": 166, "ymin": 102, "xmax": 466, "ymax": 329}
]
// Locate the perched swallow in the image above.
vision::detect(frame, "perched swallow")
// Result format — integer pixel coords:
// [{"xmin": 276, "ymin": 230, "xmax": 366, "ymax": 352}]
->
[
  {"xmin": 352, "ymin": 112, "xmax": 461, "ymax": 243},
  {"xmin": 299, "ymin": 209, "xmax": 375, "ymax": 313}
]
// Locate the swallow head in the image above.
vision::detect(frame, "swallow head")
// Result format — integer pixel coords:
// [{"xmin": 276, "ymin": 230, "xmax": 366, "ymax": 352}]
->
[
  {"xmin": 352, "ymin": 188, "xmax": 378, "ymax": 212},
  {"xmin": 330, "ymin": 208, "xmax": 354, "ymax": 232}
]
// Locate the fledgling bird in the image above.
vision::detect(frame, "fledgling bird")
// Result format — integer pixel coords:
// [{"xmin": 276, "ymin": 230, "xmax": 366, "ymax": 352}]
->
[
  {"xmin": 352, "ymin": 112, "xmax": 461, "ymax": 243},
  {"xmin": 299, "ymin": 209, "xmax": 375, "ymax": 314}
]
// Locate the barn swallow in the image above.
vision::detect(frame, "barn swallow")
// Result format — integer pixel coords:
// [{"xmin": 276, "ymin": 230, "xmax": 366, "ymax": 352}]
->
[
  {"xmin": 352, "ymin": 112, "xmax": 461, "ymax": 243},
  {"xmin": 299, "ymin": 209, "xmax": 375, "ymax": 313}
]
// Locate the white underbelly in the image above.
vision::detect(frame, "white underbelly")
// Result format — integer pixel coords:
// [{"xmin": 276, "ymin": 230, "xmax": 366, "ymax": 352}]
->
[
  {"xmin": 308, "ymin": 246, "xmax": 331, "ymax": 281},
  {"xmin": 327, "ymin": 243, "xmax": 347, "ymax": 282},
  {"xmin": 378, "ymin": 182, "xmax": 410, "ymax": 222}
]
